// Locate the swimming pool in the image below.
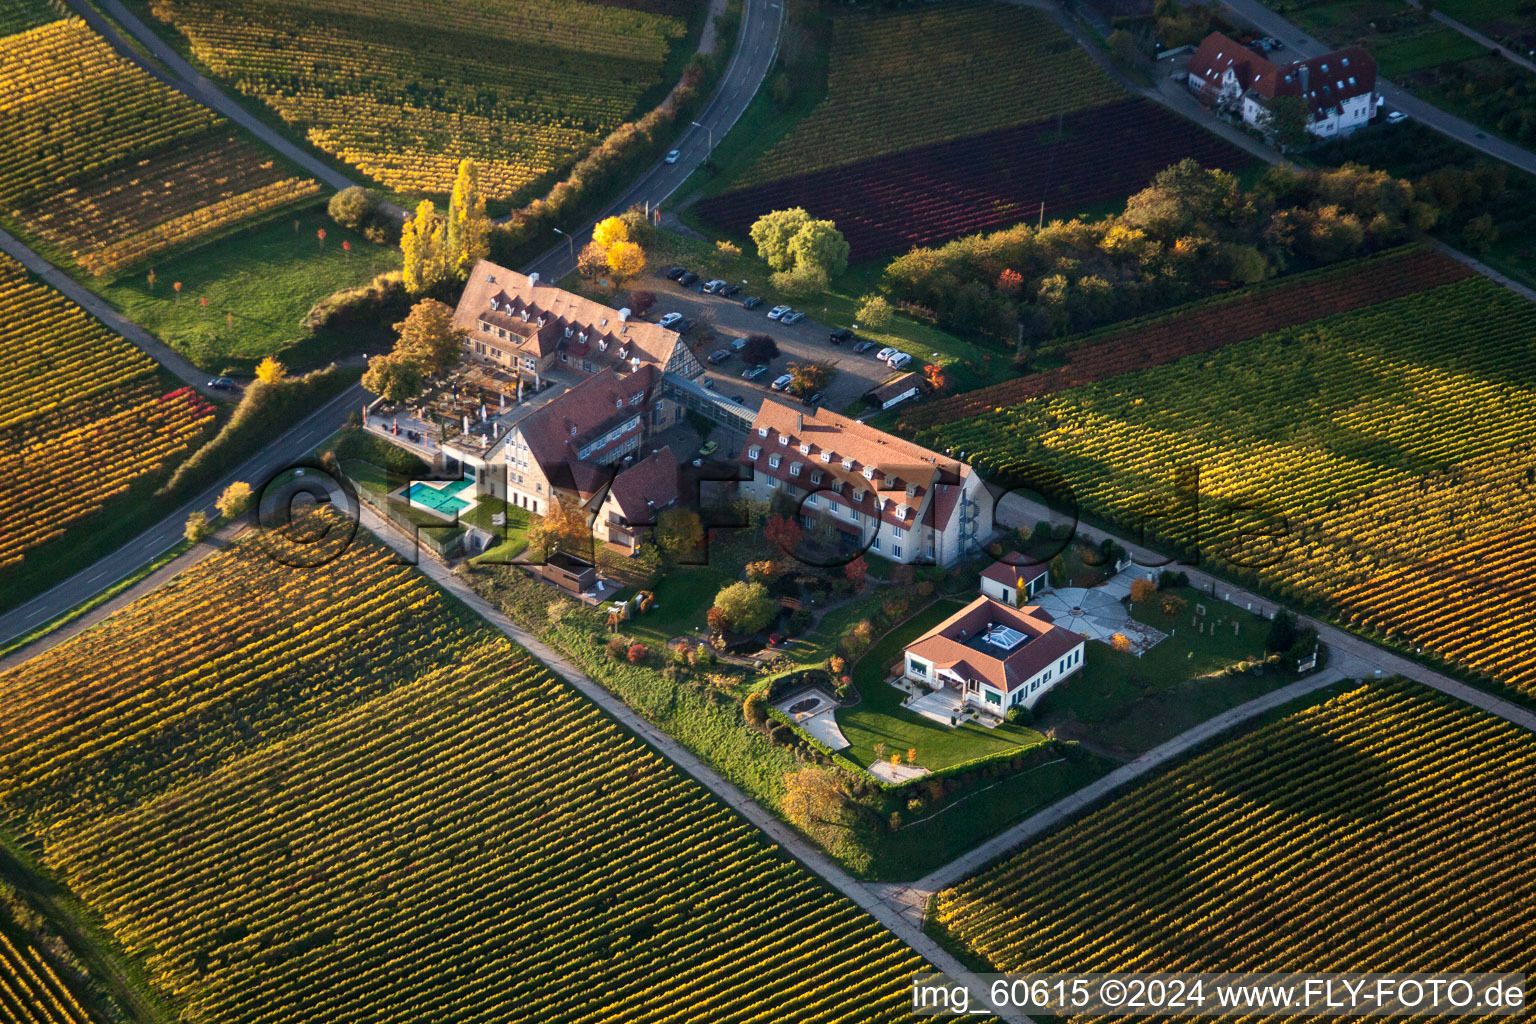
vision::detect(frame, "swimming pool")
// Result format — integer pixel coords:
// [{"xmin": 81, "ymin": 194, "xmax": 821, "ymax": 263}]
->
[{"xmin": 405, "ymin": 474, "xmax": 476, "ymax": 516}]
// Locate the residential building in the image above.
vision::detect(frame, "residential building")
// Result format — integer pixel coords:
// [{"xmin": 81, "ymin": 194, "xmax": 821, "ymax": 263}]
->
[
  {"xmin": 453, "ymin": 259, "xmax": 705, "ymax": 386},
  {"xmin": 979, "ymin": 554, "xmax": 1048, "ymax": 606},
  {"xmin": 594, "ymin": 447, "xmax": 680, "ymax": 553},
  {"xmin": 484, "ymin": 365, "xmax": 661, "ymax": 516},
  {"xmin": 1187, "ymin": 32, "xmax": 1377, "ymax": 139},
  {"xmin": 903, "ymin": 595, "xmax": 1085, "ymax": 713},
  {"xmin": 738, "ymin": 399, "xmax": 994, "ymax": 566}
]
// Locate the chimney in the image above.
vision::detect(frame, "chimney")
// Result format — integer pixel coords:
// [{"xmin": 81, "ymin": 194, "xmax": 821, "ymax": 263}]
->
[
  {"xmin": 796, "ymin": 411, "xmax": 803, "ymax": 432},
  {"xmin": 1298, "ymin": 62, "xmax": 1310, "ymax": 94},
  {"xmin": 528, "ymin": 272, "xmax": 540, "ymax": 285}
]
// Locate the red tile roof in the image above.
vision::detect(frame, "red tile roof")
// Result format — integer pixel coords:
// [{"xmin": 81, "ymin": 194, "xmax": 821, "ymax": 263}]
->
[
  {"xmin": 1188, "ymin": 32, "xmax": 1376, "ymax": 120},
  {"xmin": 905, "ymin": 596, "xmax": 1082, "ymax": 695},
  {"xmin": 980, "ymin": 553, "xmax": 1048, "ymax": 590},
  {"xmin": 513, "ymin": 365, "xmax": 659, "ymax": 481},
  {"xmin": 607, "ymin": 448, "xmax": 680, "ymax": 523}
]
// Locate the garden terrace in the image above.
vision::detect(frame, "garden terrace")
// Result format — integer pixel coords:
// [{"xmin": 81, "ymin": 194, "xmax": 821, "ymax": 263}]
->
[
  {"xmin": 698, "ymin": 99, "xmax": 1252, "ymax": 261},
  {"xmin": 935, "ymin": 681, "xmax": 1536, "ymax": 994}
]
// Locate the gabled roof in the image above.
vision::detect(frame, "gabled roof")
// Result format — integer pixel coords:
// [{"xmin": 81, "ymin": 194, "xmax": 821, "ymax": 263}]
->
[
  {"xmin": 606, "ymin": 448, "xmax": 680, "ymax": 523},
  {"xmin": 980, "ymin": 553, "xmax": 1048, "ymax": 589},
  {"xmin": 511, "ymin": 365, "xmax": 660, "ymax": 478},
  {"xmin": 1187, "ymin": 32, "xmax": 1376, "ymax": 120},
  {"xmin": 868, "ymin": 372, "xmax": 923, "ymax": 404},
  {"xmin": 456, "ymin": 259, "xmax": 685, "ymax": 372},
  {"xmin": 739, "ymin": 399, "xmax": 975, "ymax": 530},
  {"xmin": 905, "ymin": 595, "xmax": 1081, "ymax": 694}
]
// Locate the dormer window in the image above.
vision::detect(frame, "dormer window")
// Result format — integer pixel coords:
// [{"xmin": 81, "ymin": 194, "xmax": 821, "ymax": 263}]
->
[
  {"xmin": 630, "ymin": 392, "xmax": 643, "ymax": 406},
  {"xmin": 748, "ymin": 445, "xmax": 761, "ymax": 459},
  {"xmin": 569, "ymin": 425, "xmax": 578, "ymax": 437},
  {"xmin": 842, "ymin": 457, "xmax": 854, "ymax": 470},
  {"xmin": 799, "ymin": 443, "xmax": 810, "ymax": 455},
  {"xmin": 768, "ymin": 454, "xmax": 781, "ymax": 469},
  {"xmin": 852, "ymin": 488, "xmax": 865, "ymax": 502},
  {"xmin": 810, "ymin": 470, "xmax": 823, "ymax": 485},
  {"xmin": 1342, "ymin": 57, "xmax": 1350, "ymax": 67},
  {"xmin": 779, "ymin": 436, "xmax": 788, "ymax": 446},
  {"xmin": 789, "ymin": 463, "xmax": 802, "ymax": 477},
  {"xmin": 906, "ymin": 483, "xmax": 917, "ymax": 497},
  {"xmin": 757, "ymin": 427, "xmax": 768, "ymax": 438},
  {"xmin": 820, "ymin": 452, "xmax": 831, "ymax": 463},
  {"xmin": 615, "ymin": 398, "xmax": 623, "ymax": 409},
  {"xmin": 897, "ymin": 506, "xmax": 910, "ymax": 521},
  {"xmin": 565, "ymin": 326, "xmax": 573, "ymax": 337},
  {"xmin": 862, "ymin": 466, "xmax": 876, "ymax": 480}
]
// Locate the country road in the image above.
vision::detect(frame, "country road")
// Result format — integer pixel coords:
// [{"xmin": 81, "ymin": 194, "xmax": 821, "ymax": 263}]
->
[{"xmin": 0, "ymin": 0, "xmax": 785, "ymax": 648}]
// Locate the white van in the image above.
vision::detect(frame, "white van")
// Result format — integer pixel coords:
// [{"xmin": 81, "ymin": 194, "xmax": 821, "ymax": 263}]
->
[{"xmin": 886, "ymin": 351, "xmax": 912, "ymax": 370}]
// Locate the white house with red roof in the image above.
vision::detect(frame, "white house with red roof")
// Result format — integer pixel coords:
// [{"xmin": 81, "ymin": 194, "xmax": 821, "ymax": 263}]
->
[
  {"xmin": 1187, "ymin": 32, "xmax": 1377, "ymax": 139},
  {"xmin": 593, "ymin": 447, "xmax": 680, "ymax": 553},
  {"xmin": 738, "ymin": 399, "xmax": 994, "ymax": 566},
  {"xmin": 903, "ymin": 595, "xmax": 1085, "ymax": 713}
]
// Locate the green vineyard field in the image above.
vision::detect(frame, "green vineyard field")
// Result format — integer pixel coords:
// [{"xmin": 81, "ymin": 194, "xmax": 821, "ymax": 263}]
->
[
  {"xmin": 145, "ymin": 0, "xmax": 691, "ymax": 198},
  {"xmin": 735, "ymin": 3, "xmax": 1124, "ymax": 188},
  {"xmin": 916, "ymin": 274, "xmax": 1536, "ymax": 694},
  {"xmin": 0, "ymin": 529, "xmax": 947, "ymax": 1023},
  {"xmin": 936, "ymin": 681, "xmax": 1536, "ymax": 992},
  {"xmin": 0, "ymin": 909, "xmax": 99, "ymax": 1024}
]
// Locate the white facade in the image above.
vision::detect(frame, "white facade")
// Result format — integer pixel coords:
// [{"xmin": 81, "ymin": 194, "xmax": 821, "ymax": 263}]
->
[
  {"xmin": 980, "ymin": 572, "xmax": 1046, "ymax": 607},
  {"xmin": 903, "ymin": 642, "xmax": 1085, "ymax": 712},
  {"xmin": 1243, "ymin": 90, "xmax": 1374, "ymax": 139}
]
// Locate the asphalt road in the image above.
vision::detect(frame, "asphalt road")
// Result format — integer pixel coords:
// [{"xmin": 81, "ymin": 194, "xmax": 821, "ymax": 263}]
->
[
  {"xmin": 1218, "ymin": 0, "xmax": 1536, "ymax": 177},
  {"xmin": 0, "ymin": 0, "xmax": 784, "ymax": 648}
]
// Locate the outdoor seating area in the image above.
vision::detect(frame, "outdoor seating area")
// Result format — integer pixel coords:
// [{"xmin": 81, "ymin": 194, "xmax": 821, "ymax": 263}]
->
[{"xmin": 772, "ymin": 687, "xmax": 850, "ymax": 751}]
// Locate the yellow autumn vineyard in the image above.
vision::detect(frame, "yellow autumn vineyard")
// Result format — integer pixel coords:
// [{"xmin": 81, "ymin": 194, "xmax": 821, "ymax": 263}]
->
[
  {"xmin": 0, "ymin": 253, "xmax": 214, "ymax": 570},
  {"xmin": 2, "ymin": 529, "xmax": 947, "ymax": 1024},
  {"xmin": 147, "ymin": 0, "xmax": 690, "ymax": 197},
  {"xmin": 0, "ymin": 19, "xmax": 317, "ymax": 275},
  {"xmin": 935, "ymin": 682, "xmax": 1536, "ymax": 1004},
  {"xmin": 0, "ymin": 919, "xmax": 96, "ymax": 1024}
]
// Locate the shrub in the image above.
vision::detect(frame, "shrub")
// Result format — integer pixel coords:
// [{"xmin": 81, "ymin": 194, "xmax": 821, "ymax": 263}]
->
[
  {"xmin": 743, "ymin": 691, "xmax": 767, "ymax": 729},
  {"xmin": 626, "ymin": 642, "xmax": 648, "ymax": 664},
  {"xmin": 328, "ymin": 186, "xmax": 383, "ymax": 231},
  {"xmin": 1005, "ymin": 705, "xmax": 1032, "ymax": 726},
  {"xmin": 605, "ymin": 635, "xmax": 628, "ymax": 661}
]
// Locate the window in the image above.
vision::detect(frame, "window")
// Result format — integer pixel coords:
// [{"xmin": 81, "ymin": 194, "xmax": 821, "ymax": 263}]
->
[
  {"xmin": 768, "ymin": 454, "xmax": 781, "ymax": 469},
  {"xmin": 779, "ymin": 436, "xmax": 789, "ymax": 445},
  {"xmin": 892, "ymin": 545, "xmax": 902, "ymax": 558},
  {"xmin": 985, "ymin": 691, "xmax": 1001, "ymax": 706},
  {"xmin": 827, "ymin": 501, "xmax": 841, "ymax": 516},
  {"xmin": 789, "ymin": 463, "xmax": 802, "ymax": 477},
  {"xmin": 757, "ymin": 427, "xmax": 768, "ymax": 438},
  {"xmin": 748, "ymin": 445, "xmax": 761, "ymax": 460},
  {"xmin": 799, "ymin": 444, "xmax": 810, "ymax": 455},
  {"xmin": 849, "ymin": 509, "xmax": 861, "ymax": 523},
  {"xmin": 871, "ymin": 537, "xmax": 881, "ymax": 552},
  {"xmin": 909, "ymin": 659, "xmax": 928, "ymax": 677},
  {"xmin": 862, "ymin": 466, "xmax": 876, "ymax": 480},
  {"xmin": 806, "ymin": 495, "xmax": 819, "ymax": 507}
]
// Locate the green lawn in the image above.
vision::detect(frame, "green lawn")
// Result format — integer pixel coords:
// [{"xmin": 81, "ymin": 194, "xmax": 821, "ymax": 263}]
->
[
  {"xmin": 836, "ymin": 599, "xmax": 1047, "ymax": 772},
  {"xmin": 647, "ymin": 230, "xmax": 1010, "ymax": 394},
  {"xmin": 91, "ymin": 205, "xmax": 400, "ymax": 374},
  {"xmin": 1035, "ymin": 587, "xmax": 1295, "ymax": 757},
  {"xmin": 1372, "ymin": 26, "xmax": 1488, "ymax": 76},
  {"xmin": 617, "ymin": 561, "xmax": 735, "ymax": 647}
]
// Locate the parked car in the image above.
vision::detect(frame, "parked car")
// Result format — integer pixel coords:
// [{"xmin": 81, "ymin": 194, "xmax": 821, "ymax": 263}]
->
[
  {"xmin": 770, "ymin": 373, "xmax": 794, "ymax": 391},
  {"xmin": 887, "ymin": 351, "xmax": 913, "ymax": 370},
  {"xmin": 742, "ymin": 296, "xmax": 763, "ymax": 310},
  {"xmin": 206, "ymin": 376, "xmax": 237, "ymax": 390},
  {"xmin": 781, "ymin": 310, "xmax": 805, "ymax": 325},
  {"xmin": 731, "ymin": 394, "xmax": 745, "ymax": 403},
  {"xmin": 801, "ymin": 391, "xmax": 824, "ymax": 407},
  {"xmin": 674, "ymin": 318, "xmax": 694, "ymax": 334},
  {"xmin": 707, "ymin": 348, "xmax": 731, "ymax": 364},
  {"xmin": 1386, "ymin": 110, "xmax": 1408, "ymax": 125},
  {"xmin": 702, "ymin": 279, "xmax": 727, "ymax": 293},
  {"xmin": 657, "ymin": 312, "xmax": 685, "ymax": 328},
  {"xmin": 664, "ymin": 149, "xmax": 680, "ymax": 164},
  {"xmin": 852, "ymin": 340, "xmax": 875, "ymax": 354},
  {"xmin": 719, "ymin": 284, "xmax": 741, "ymax": 297},
  {"xmin": 665, "ymin": 266, "xmax": 687, "ymax": 280},
  {"xmin": 702, "ymin": 377, "xmax": 716, "ymax": 389},
  {"xmin": 829, "ymin": 328, "xmax": 853, "ymax": 345},
  {"xmin": 766, "ymin": 304, "xmax": 792, "ymax": 320},
  {"xmin": 730, "ymin": 336, "xmax": 749, "ymax": 351},
  {"xmin": 698, "ymin": 440, "xmax": 719, "ymax": 457},
  {"xmin": 875, "ymin": 346, "xmax": 898, "ymax": 362},
  {"xmin": 678, "ymin": 271, "xmax": 700, "ymax": 287},
  {"xmin": 742, "ymin": 364, "xmax": 769, "ymax": 380}
]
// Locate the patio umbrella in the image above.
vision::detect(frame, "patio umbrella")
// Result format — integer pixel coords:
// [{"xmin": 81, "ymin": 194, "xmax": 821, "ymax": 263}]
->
[
  {"xmin": 499, "ymin": 392, "xmax": 506, "ymax": 413},
  {"xmin": 462, "ymin": 414, "xmax": 470, "ymax": 435},
  {"xmin": 480, "ymin": 402, "xmax": 487, "ymax": 422},
  {"xmin": 392, "ymin": 418, "xmax": 399, "ymax": 435}
]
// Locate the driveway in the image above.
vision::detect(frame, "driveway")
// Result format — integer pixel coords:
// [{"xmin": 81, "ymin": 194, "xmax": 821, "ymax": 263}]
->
[{"xmin": 646, "ymin": 272, "xmax": 898, "ymax": 413}]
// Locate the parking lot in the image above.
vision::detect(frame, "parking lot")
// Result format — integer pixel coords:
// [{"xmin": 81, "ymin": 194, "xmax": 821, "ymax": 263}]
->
[{"xmin": 638, "ymin": 266, "xmax": 907, "ymax": 414}]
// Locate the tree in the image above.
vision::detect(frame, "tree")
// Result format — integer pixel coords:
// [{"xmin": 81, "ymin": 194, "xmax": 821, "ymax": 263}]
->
[
  {"xmin": 656, "ymin": 507, "xmax": 704, "ymax": 559},
  {"xmin": 749, "ymin": 207, "xmax": 811, "ymax": 271},
  {"xmin": 782, "ymin": 767, "xmax": 858, "ymax": 840},
  {"xmin": 401, "ymin": 200, "xmax": 448, "ymax": 294},
  {"xmin": 184, "ymin": 510, "xmax": 211, "ymax": 544},
  {"xmin": 1159, "ymin": 592, "xmax": 1189, "ymax": 617},
  {"xmin": 856, "ymin": 294, "xmax": 892, "ymax": 328},
  {"xmin": 844, "ymin": 556, "xmax": 868, "ymax": 590},
  {"xmin": 1462, "ymin": 213, "xmax": 1498, "ymax": 252},
  {"xmin": 922, "ymin": 363, "xmax": 946, "ymax": 393},
  {"xmin": 627, "ymin": 289, "xmax": 656, "ymax": 315},
  {"xmin": 328, "ymin": 186, "xmax": 381, "ymax": 230},
  {"xmin": 712, "ymin": 580, "xmax": 776, "ymax": 634},
  {"xmin": 618, "ymin": 204, "xmax": 656, "ymax": 246},
  {"xmin": 1264, "ymin": 95, "xmax": 1314, "ymax": 151},
  {"xmin": 1049, "ymin": 554, "xmax": 1068, "ymax": 587},
  {"xmin": 787, "ymin": 219, "xmax": 849, "ymax": 278},
  {"xmin": 576, "ymin": 241, "xmax": 609, "ymax": 280},
  {"xmin": 254, "ymin": 356, "xmax": 286, "ymax": 384},
  {"xmin": 787, "ymin": 360, "xmax": 834, "ymax": 395},
  {"xmin": 361, "ymin": 354, "xmax": 424, "ymax": 403},
  {"xmin": 764, "ymin": 514, "xmax": 803, "ymax": 555},
  {"xmin": 770, "ymin": 263, "xmax": 830, "ymax": 297},
  {"xmin": 739, "ymin": 333, "xmax": 779, "ymax": 365},
  {"xmin": 743, "ymin": 691, "xmax": 768, "ymax": 728},
  {"xmin": 394, "ymin": 298, "xmax": 466, "ymax": 375},
  {"xmin": 592, "ymin": 216, "xmax": 629, "ymax": 252},
  {"xmin": 1130, "ymin": 577, "xmax": 1157, "ymax": 604},
  {"xmin": 530, "ymin": 497, "xmax": 593, "ymax": 557},
  {"xmin": 216, "ymin": 481, "xmax": 253, "ymax": 519},
  {"xmin": 606, "ymin": 240, "xmax": 646, "ymax": 285},
  {"xmin": 445, "ymin": 158, "xmax": 489, "ymax": 279},
  {"xmin": 745, "ymin": 559, "xmax": 778, "ymax": 582},
  {"xmin": 1266, "ymin": 610, "xmax": 1301, "ymax": 654}
]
